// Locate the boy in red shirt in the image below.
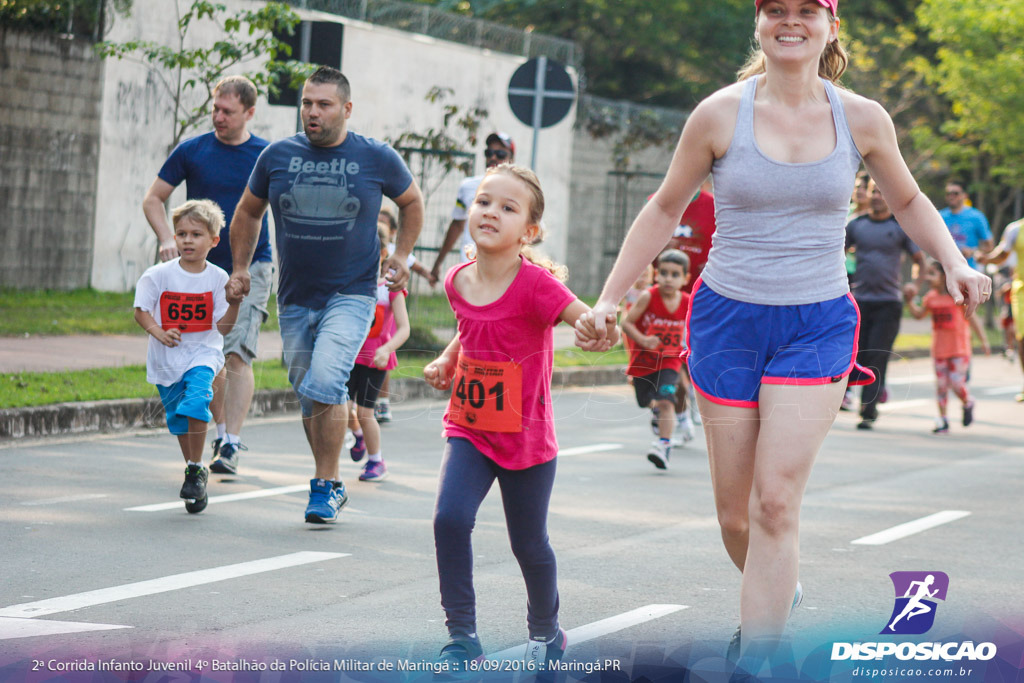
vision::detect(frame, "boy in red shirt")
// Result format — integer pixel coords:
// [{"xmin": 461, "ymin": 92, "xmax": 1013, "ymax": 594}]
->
[{"xmin": 621, "ymin": 250, "xmax": 691, "ymax": 469}]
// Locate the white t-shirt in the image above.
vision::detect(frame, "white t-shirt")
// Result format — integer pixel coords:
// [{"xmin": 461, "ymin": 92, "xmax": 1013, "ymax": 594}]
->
[
  {"xmin": 385, "ymin": 242, "xmax": 417, "ymax": 267},
  {"xmin": 134, "ymin": 259, "xmax": 230, "ymax": 386},
  {"xmin": 451, "ymin": 174, "xmax": 484, "ymax": 263}
]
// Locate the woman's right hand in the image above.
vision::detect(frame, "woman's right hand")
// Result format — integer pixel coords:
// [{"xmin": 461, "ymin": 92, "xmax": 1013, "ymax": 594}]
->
[{"xmin": 423, "ymin": 357, "xmax": 455, "ymax": 390}]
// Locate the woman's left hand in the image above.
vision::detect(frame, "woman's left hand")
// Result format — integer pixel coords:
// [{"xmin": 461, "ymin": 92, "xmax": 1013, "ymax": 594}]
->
[{"xmin": 944, "ymin": 261, "xmax": 992, "ymax": 317}]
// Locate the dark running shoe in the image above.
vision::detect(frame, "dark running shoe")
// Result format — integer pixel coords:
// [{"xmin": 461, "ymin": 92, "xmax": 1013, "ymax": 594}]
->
[
  {"xmin": 179, "ymin": 463, "xmax": 208, "ymax": 501},
  {"xmin": 434, "ymin": 636, "xmax": 484, "ymax": 681},
  {"xmin": 349, "ymin": 433, "xmax": 366, "ymax": 462},
  {"xmin": 932, "ymin": 417, "xmax": 950, "ymax": 434},
  {"xmin": 962, "ymin": 401, "xmax": 975, "ymax": 427},
  {"xmin": 210, "ymin": 441, "xmax": 245, "ymax": 474}
]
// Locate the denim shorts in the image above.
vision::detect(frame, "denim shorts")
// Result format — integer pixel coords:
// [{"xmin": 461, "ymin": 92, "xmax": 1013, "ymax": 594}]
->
[
  {"xmin": 685, "ymin": 278, "xmax": 874, "ymax": 408},
  {"xmin": 278, "ymin": 292, "xmax": 375, "ymax": 417},
  {"xmin": 223, "ymin": 260, "xmax": 273, "ymax": 363},
  {"xmin": 157, "ymin": 366, "xmax": 215, "ymax": 435}
]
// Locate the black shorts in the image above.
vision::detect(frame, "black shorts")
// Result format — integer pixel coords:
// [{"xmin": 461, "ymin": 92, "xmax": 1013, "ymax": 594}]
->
[
  {"xmin": 346, "ymin": 363, "xmax": 387, "ymax": 409},
  {"xmin": 632, "ymin": 368, "xmax": 680, "ymax": 408}
]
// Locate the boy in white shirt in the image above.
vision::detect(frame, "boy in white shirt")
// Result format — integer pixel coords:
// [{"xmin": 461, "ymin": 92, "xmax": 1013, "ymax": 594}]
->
[{"xmin": 134, "ymin": 199, "xmax": 243, "ymax": 512}]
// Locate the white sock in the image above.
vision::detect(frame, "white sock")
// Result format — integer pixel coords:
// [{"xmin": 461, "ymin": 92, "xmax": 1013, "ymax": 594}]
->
[
  {"xmin": 216, "ymin": 424, "xmax": 226, "ymax": 440},
  {"xmin": 225, "ymin": 433, "xmax": 240, "ymax": 445},
  {"xmin": 188, "ymin": 459, "xmax": 203, "ymax": 467},
  {"xmin": 368, "ymin": 452, "xmax": 382, "ymax": 463},
  {"xmin": 353, "ymin": 428, "xmax": 364, "ymax": 438},
  {"xmin": 677, "ymin": 412, "xmax": 692, "ymax": 427}
]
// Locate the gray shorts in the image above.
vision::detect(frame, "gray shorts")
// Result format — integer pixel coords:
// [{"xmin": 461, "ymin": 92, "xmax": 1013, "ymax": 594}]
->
[{"xmin": 223, "ymin": 260, "xmax": 274, "ymax": 364}]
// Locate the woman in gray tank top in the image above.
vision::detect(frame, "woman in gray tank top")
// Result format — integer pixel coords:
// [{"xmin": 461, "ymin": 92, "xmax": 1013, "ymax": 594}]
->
[{"xmin": 577, "ymin": 0, "xmax": 991, "ymax": 671}]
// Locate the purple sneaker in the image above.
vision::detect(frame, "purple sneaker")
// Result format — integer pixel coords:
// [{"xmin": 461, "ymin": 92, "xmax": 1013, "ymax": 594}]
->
[
  {"xmin": 359, "ymin": 460, "xmax": 388, "ymax": 482},
  {"xmin": 349, "ymin": 434, "xmax": 366, "ymax": 462}
]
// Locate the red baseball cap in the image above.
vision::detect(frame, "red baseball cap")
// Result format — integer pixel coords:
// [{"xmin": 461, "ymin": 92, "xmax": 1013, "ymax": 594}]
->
[
  {"xmin": 755, "ymin": 0, "xmax": 837, "ymax": 15},
  {"xmin": 485, "ymin": 132, "xmax": 515, "ymax": 156}
]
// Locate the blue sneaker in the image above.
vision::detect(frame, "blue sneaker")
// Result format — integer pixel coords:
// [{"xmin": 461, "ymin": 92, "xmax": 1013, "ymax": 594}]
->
[
  {"xmin": 349, "ymin": 433, "xmax": 366, "ymax": 462},
  {"xmin": 434, "ymin": 636, "xmax": 484, "ymax": 681},
  {"xmin": 304, "ymin": 479, "xmax": 348, "ymax": 524},
  {"xmin": 359, "ymin": 459, "xmax": 388, "ymax": 482},
  {"xmin": 791, "ymin": 581, "xmax": 803, "ymax": 615}
]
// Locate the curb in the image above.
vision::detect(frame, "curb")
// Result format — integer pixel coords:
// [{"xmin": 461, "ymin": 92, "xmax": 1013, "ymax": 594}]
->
[{"xmin": 0, "ymin": 365, "xmax": 629, "ymax": 441}]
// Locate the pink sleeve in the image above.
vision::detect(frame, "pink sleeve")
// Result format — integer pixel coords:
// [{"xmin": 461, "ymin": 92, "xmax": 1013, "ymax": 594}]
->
[{"xmin": 531, "ymin": 267, "xmax": 577, "ymax": 326}]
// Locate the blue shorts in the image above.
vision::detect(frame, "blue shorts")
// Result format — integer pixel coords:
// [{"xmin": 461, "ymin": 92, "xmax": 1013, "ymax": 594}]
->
[
  {"xmin": 156, "ymin": 366, "xmax": 216, "ymax": 435},
  {"xmin": 685, "ymin": 278, "xmax": 874, "ymax": 408},
  {"xmin": 278, "ymin": 292, "xmax": 375, "ymax": 417}
]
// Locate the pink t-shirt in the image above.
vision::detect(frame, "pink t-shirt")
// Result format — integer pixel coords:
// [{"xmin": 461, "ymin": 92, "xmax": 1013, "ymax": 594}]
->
[
  {"xmin": 923, "ymin": 290, "xmax": 971, "ymax": 360},
  {"xmin": 442, "ymin": 257, "xmax": 576, "ymax": 470},
  {"xmin": 355, "ymin": 281, "xmax": 406, "ymax": 371}
]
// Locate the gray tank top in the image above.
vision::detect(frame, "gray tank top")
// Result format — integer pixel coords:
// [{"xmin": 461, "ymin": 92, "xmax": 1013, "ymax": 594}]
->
[{"xmin": 704, "ymin": 76, "xmax": 862, "ymax": 305}]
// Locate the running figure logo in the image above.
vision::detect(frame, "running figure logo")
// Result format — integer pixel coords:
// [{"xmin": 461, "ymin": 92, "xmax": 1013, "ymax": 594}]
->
[{"xmin": 881, "ymin": 571, "xmax": 949, "ymax": 635}]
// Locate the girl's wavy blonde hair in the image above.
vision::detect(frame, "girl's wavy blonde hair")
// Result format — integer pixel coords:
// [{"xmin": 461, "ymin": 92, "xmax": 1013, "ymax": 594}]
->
[
  {"xmin": 476, "ymin": 163, "xmax": 568, "ymax": 282},
  {"xmin": 737, "ymin": 8, "xmax": 848, "ymax": 83}
]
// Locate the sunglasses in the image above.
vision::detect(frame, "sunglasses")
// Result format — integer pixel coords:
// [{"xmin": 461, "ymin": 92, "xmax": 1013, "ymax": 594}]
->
[{"xmin": 484, "ymin": 149, "xmax": 510, "ymax": 160}]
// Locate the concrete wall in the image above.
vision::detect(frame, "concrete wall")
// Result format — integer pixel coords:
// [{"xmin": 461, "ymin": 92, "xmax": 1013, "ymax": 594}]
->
[
  {"xmin": 566, "ymin": 131, "xmax": 675, "ymax": 297},
  {"xmin": 0, "ymin": 30, "xmax": 103, "ymax": 289},
  {"xmin": 89, "ymin": 0, "xmax": 576, "ymax": 292}
]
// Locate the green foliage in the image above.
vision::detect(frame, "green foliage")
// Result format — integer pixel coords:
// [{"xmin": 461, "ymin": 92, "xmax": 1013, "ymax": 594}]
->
[
  {"xmin": 0, "ymin": 0, "xmax": 131, "ymax": 36},
  {"xmin": 389, "ymin": 86, "xmax": 488, "ymax": 177},
  {"xmin": 0, "ymin": 288, "xmax": 279, "ymax": 336},
  {"xmin": 388, "ymin": 86, "xmax": 488, "ymax": 199},
  {"xmin": 94, "ymin": 0, "xmax": 309, "ymax": 150},
  {"xmin": 914, "ymin": 0, "xmax": 1024, "ymax": 229},
  {"xmin": 0, "ymin": 360, "xmax": 292, "ymax": 408}
]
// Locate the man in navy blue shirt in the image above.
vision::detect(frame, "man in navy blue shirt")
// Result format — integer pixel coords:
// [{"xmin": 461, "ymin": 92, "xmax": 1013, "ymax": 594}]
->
[
  {"xmin": 142, "ymin": 75, "xmax": 273, "ymax": 476},
  {"xmin": 230, "ymin": 66, "xmax": 423, "ymax": 524}
]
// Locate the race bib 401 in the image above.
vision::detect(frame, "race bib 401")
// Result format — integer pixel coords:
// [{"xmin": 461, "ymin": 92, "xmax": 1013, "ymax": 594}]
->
[{"xmin": 448, "ymin": 354, "xmax": 523, "ymax": 433}]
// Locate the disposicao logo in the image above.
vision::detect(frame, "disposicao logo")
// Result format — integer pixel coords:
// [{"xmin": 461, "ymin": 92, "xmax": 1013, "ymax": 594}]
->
[
  {"xmin": 831, "ymin": 571, "xmax": 997, "ymax": 663},
  {"xmin": 881, "ymin": 571, "xmax": 948, "ymax": 635}
]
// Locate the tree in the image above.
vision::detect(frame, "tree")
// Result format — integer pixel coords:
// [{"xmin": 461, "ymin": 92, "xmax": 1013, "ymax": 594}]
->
[
  {"xmin": 95, "ymin": 0, "xmax": 308, "ymax": 152},
  {"xmin": 914, "ymin": 0, "xmax": 1024, "ymax": 230}
]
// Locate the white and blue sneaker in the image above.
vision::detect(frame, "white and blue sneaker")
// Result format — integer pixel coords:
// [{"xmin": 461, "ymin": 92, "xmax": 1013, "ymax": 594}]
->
[{"xmin": 304, "ymin": 478, "xmax": 348, "ymax": 524}]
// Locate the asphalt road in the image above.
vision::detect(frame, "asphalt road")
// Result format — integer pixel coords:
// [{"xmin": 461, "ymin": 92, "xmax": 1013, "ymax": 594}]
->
[{"xmin": 1, "ymin": 354, "xmax": 1022, "ymax": 682}]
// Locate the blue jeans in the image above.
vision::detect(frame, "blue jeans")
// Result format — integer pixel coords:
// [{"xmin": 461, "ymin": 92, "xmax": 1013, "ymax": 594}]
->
[
  {"xmin": 278, "ymin": 293, "xmax": 375, "ymax": 417},
  {"xmin": 433, "ymin": 437, "xmax": 559, "ymax": 640}
]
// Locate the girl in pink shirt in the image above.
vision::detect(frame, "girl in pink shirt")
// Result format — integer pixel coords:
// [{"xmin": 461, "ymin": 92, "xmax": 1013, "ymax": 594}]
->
[
  {"xmin": 905, "ymin": 261, "xmax": 989, "ymax": 433},
  {"xmin": 424, "ymin": 164, "xmax": 617, "ymax": 674}
]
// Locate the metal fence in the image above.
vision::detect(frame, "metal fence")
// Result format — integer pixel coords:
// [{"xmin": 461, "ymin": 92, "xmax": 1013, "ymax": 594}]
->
[
  {"xmin": 289, "ymin": 0, "xmax": 580, "ymax": 73},
  {"xmin": 600, "ymin": 170, "xmax": 664, "ymax": 279},
  {"xmin": 395, "ymin": 146, "xmax": 476, "ymax": 348}
]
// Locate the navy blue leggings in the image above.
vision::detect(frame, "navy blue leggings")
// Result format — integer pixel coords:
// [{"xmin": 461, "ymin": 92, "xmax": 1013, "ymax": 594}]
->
[{"xmin": 433, "ymin": 437, "xmax": 559, "ymax": 641}]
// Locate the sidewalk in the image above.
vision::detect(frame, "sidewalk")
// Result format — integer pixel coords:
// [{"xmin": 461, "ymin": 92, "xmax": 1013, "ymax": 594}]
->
[
  {"xmin": 0, "ymin": 317, "xmax": 935, "ymax": 374},
  {"xmin": 0, "ymin": 325, "xmax": 590, "ymax": 373}
]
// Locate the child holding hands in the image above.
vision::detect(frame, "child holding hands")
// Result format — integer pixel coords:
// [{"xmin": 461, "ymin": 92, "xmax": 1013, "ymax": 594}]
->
[
  {"xmin": 423, "ymin": 164, "xmax": 617, "ymax": 674},
  {"xmin": 134, "ymin": 199, "xmax": 243, "ymax": 512},
  {"xmin": 904, "ymin": 261, "xmax": 990, "ymax": 433},
  {"xmin": 345, "ymin": 222, "xmax": 411, "ymax": 481}
]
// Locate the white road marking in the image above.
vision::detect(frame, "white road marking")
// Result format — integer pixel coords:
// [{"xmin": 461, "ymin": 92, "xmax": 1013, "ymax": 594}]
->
[
  {"xmin": 0, "ymin": 551, "xmax": 347, "ymax": 618},
  {"xmin": 0, "ymin": 616, "xmax": 129, "ymax": 641},
  {"xmin": 557, "ymin": 443, "xmax": 623, "ymax": 457},
  {"xmin": 851, "ymin": 510, "xmax": 971, "ymax": 546},
  {"xmin": 877, "ymin": 399, "xmax": 932, "ymax": 412},
  {"xmin": 983, "ymin": 386, "xmax": 1023, "ymax": 396},
  {"xmin": 21, "ymin": 493, "xmax": 108, "ymax": 506},
  {"xmin": 488, "ymin": 604, "xmax": 687, "ymax": 661},
  {"xmin": 124, "ymin": 484, "xmax": 310, "ymax": 511}
]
